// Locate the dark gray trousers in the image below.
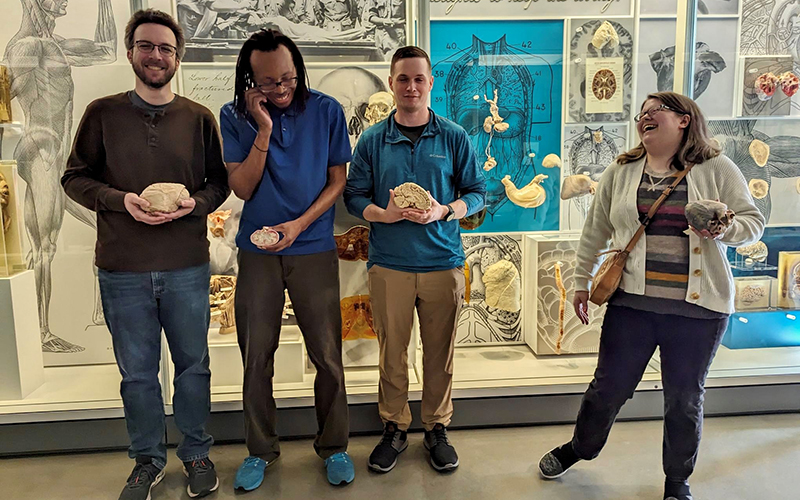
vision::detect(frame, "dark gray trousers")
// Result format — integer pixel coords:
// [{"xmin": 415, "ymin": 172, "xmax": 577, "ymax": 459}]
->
[
  {"xmin": 235, "ymin": 249, "xmax": 349, "ymax": 460},
  {"xmin": 571, "ymin": 305, "xmax": 728, "ymax": 481}
]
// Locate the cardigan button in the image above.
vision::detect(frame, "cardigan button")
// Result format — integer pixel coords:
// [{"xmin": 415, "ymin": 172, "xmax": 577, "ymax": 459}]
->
[
  {"xmin": 693, "ymin": 247, "xmax": 701, "ymax": 254},
  {"xmin": 693, "ymin": 269, "xmax": 702, "ymax": 277},
  {"xmin": 690, "ymin": 292, "xmax": 700, "ymax": 300}
]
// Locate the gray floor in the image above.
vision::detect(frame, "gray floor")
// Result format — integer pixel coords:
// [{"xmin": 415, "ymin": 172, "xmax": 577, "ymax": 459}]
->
[{"xmin": 2, "ymin": 414, "xmax": 799, "ymax": 499}]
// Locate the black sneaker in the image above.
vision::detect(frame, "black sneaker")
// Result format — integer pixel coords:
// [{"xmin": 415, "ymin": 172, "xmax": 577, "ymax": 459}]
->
[
  {"xmin": 539, "ymin": 442, "xmax": 581, "ymax": 479},
  {"xmin": 118, "ymin": 457, "xmax": 165, "ymax": 500},
  {"xmin": 183, "ymin": 458, "xmax": 219, "ymax": 498},
  {"xmin": 368, "ymin": 422, "xmax": 408, "ymax": 473},
  {"xmin": 423, "ymin": 424, "xmax": 459, "ymax": 471},
  {"xmin": 664, "ymin": 478, "xmax": 693, "ymax": 500}
]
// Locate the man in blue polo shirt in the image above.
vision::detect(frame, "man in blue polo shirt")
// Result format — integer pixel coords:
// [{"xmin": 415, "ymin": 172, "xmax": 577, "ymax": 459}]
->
[
  {"xmin": 344, "ymin": 46, "xmax": 486, "ymax": 474},
  {"xmin": 219, "ymin": 29, "xmax": 354, "ymax": 490}
]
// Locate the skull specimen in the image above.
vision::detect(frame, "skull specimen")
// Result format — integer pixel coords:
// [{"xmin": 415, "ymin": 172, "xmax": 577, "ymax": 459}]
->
[
  {"xmin": 684, "ymin": 200, "xmax": 735, "ymax": 234},
  {"xmin": 364, "ymin": 91, "xmax": 395, "ymax": 126},
  {"xmin": 316, "ymin": 67, "xmax": 387, "ymax": 148}
]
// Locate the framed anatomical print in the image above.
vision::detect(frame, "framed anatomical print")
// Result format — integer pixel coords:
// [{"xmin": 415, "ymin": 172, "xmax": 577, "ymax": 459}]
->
[
  {"xmin": 567, "ymin": 18, "xmax": 635, "ymax": 123},
  {"xmin": 306, "ymin": 64, "xmax": 392, "ymax": 150},
  {"xmin": 430, "ymin": 20, "xmax": 564, "ymax": 233},
  {"xmin": 457, "ymin": 234, "xmax": 523, "ymax": 345},
  {"xmin": 173, "ymin": 0, "xmax": 408, "ymax": 62}
]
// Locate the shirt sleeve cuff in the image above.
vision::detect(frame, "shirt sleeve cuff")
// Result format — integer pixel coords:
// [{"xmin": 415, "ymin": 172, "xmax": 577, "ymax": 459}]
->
[
  {"xmin": 574, "ymin": 277, "xmax": 590, "ymax": 292},
  {"xmin": 105, "ymin": 190, "xmax": 128, "ymax": 212},
  {"xmin": 347, "ymin": 197, "xmax": 373, "ymax": 220}
]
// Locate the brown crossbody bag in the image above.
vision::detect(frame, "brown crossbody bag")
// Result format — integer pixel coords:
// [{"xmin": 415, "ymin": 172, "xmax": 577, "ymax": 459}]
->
[{"xmin": 589, "ymin": 165, "xmax": 692, "ymax": 306}]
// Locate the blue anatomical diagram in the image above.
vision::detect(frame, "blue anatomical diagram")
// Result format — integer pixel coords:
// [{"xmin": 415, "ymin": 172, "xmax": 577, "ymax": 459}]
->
[{"xmin": 431, "ymin": 23, "xmax": 562, "ymax": 232}]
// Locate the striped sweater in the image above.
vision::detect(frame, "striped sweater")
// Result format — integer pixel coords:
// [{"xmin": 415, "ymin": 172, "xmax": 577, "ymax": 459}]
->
[
  {"xmin": 576, "ymin": 154, "xmax": 766, "ymax": 315},
  {"xmin": 609, "ymin": 170, "xmax": 725, "ymax": 318}
]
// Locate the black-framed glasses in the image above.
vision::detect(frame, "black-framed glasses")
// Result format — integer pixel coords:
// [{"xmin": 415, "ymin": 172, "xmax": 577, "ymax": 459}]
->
[
  {"xmin": 134, "ymin": 40, "xmax": 177, "ymax": 57},
  {"xmin": 255, "ymin": 77, "xmax": 299, "ymax": 93},
  {"xmin": 634, "ymin": 104, "xmax": 676, "ymax": 122}
]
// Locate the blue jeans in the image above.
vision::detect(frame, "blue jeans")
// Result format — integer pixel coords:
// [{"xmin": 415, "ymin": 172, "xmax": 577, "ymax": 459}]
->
[{"xmin": 99, "ymin": 263, "xmax": 214, "ymax": 469}]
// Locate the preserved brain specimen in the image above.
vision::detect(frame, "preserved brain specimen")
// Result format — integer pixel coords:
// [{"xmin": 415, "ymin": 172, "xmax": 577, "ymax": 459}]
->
[
  {"xmin": 755, "ymin": 73, "xmax": 779, "ymax": 101},
  {"xmin": 684, "ymin": 199, "xmax": 735, "ymax": 234},
  {"xmin": 334, "ymin": 225, "xmax": 369, "ymax": 261},
  {"xmin": 592, "ymin": 69, "xmax": 617, "ymax": 101},
  {"xmin": 501, "ymin": 174, "xmax": 548, "ymax": 208},
  {"xmin": 482, "ymin": 259, "xmax": 521, "ymax": 313},
  {"xmin": 393, "ymin": 182, "xmax": 431, "ymax": 210},
  {"xmin": 738, "ymin": 284, "xmax": 767, "ymax": 305},
  {"xmin": 591, "ymin": 21, "xmax": 620, "ymax": 50},
  {"xmin": 749, "ymin": 178, "xmax": 769, "ymax": 199},
  {"xmin": 736, "ymin": 241, "xmax": 768, "ymax": 263},
  {"xmin": 250, "ymin": 227, "xmax": 280, "ymax": 247},
  {"xmin": 780, "ymin": 71, "xmax": 800, "ymax": 97},
  {"xmin": 140, "ymin": 183, "xmax": 191, "ymax": 213},
  {"xmin": 749, "ymin": 139, "xmax": 770, "ymax": 167}
]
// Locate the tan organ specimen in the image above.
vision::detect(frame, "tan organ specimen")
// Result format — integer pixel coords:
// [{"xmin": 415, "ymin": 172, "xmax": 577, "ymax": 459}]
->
[
  {"xmin": 501, "ymin": 174, "xmax": 548, "ymax": 208},
  {"xmin": 393, "ymin": 182, "xmax": 432, "ymax": 210},
  {"xmin": 482, "ymin": 259, "xmax": 521, "ymax": 313},
  {"xmin": 140, "ymin": 183, "xmax": 191, "ymax": 213},
  {"xmin": 748, "ymin": 139, "xmax": 770, "ymax": 167}
]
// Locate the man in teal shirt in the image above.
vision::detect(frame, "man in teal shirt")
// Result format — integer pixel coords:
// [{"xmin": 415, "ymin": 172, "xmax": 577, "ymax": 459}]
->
[{"xmin": 344, "ymin": 46, "xmax": 486, "ymax": 474}]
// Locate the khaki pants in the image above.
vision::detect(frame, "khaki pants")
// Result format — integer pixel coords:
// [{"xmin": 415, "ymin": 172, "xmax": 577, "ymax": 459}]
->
[{"xmin": 368, "ymin": 265, "xmax": 465, "ymax": 431}]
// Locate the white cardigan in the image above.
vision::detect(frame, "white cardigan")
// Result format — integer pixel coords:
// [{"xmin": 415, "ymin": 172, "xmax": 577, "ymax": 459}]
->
[{"xmin": 575, "ymin": 154, "xmax": 766, "ymax": 314}]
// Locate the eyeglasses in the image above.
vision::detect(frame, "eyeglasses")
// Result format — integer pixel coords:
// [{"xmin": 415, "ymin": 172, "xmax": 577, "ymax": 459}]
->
[
  {"xmin": 255, "ymin": 77, "xmax": 299, "ymax": 93},
  {"xmin": 134, "ymin": 40, "xmax": 177, "ymax": 57},
  {"xmin": 633, "ymin": 104, "xmax": 676, "ymax": 122}
]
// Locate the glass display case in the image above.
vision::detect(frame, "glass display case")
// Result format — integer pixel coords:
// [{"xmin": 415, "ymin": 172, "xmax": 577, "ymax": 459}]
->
[{"xmin": 1, "ymin": 0, "xmax": 799, "ymax": 448}]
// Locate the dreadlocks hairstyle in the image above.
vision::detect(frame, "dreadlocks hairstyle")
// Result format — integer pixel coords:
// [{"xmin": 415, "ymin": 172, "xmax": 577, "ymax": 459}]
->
[
  {"xmin": 233, "ymin": 29, "xmax": 310, "ymax": 116},
  {"xmin": 617, "ymin": 91, "xmax": 721, "ymax": 171}
]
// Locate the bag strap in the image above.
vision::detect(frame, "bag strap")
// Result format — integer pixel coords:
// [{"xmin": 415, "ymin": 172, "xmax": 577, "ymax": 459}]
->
[{"xmin": 621, "ymin": 164, "xmax": 693, "ymax": 254}]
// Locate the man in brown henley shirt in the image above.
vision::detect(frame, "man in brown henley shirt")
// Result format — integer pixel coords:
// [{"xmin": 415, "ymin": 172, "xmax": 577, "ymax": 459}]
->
[{"xmin": 61, "ymin": 10, "xmax": 228, "ymax": 500}]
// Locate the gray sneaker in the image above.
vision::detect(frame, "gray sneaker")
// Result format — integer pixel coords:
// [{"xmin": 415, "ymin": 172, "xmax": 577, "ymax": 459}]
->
[
  {"xmin": 118, "ymin": 458, "xmax": 165, "ymax": 500},
  {"xmin": 368, "ymin": 422, "xmax": 408, "ymax": 473},
  {"xmin": 538, "ymin": 442, "xmax": 580, "ymax": 479}
]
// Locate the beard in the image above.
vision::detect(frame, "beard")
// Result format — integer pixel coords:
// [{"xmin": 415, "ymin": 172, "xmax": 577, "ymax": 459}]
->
[{"xmin": 132, "ymin": 60, "xmax": 176, "ymax": 90}]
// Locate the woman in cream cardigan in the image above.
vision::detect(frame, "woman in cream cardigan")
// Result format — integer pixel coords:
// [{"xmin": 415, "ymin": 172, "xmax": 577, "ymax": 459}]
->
[{"xmin": 538, "ymin": 92, "xmax": 765, "ymax": 500}]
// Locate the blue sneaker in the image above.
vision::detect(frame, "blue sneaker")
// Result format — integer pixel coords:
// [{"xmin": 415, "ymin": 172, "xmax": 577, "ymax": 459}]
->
[
  {"xmin": 324, "ymin": 452, "xmax": 355, "ymax": 485},
  {"xmin": 234, "ymin": 456, "xmax": 269, "ymax": 491}
]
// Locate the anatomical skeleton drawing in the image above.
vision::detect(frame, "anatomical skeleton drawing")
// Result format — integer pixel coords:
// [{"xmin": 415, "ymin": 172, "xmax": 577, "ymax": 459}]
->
[{"xmin": 4, "ymin": 0, "xmax": 117, "ymax": 353}]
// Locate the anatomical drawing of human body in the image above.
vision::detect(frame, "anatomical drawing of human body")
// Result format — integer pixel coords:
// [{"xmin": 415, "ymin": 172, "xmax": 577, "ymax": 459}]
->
[{"xmin": 4, "ymin": 0, "xmax": 117, "ymax": 352}]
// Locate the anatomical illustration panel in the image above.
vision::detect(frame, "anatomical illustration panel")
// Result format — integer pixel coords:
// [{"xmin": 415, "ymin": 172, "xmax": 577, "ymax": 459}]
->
[
  {"xmin": 430, "ymin": 20, "xmax": 564, "ymax": 232},
  {"xmin": 457, "ymin": 234, "xmax": 523, "ymax": 345}
]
